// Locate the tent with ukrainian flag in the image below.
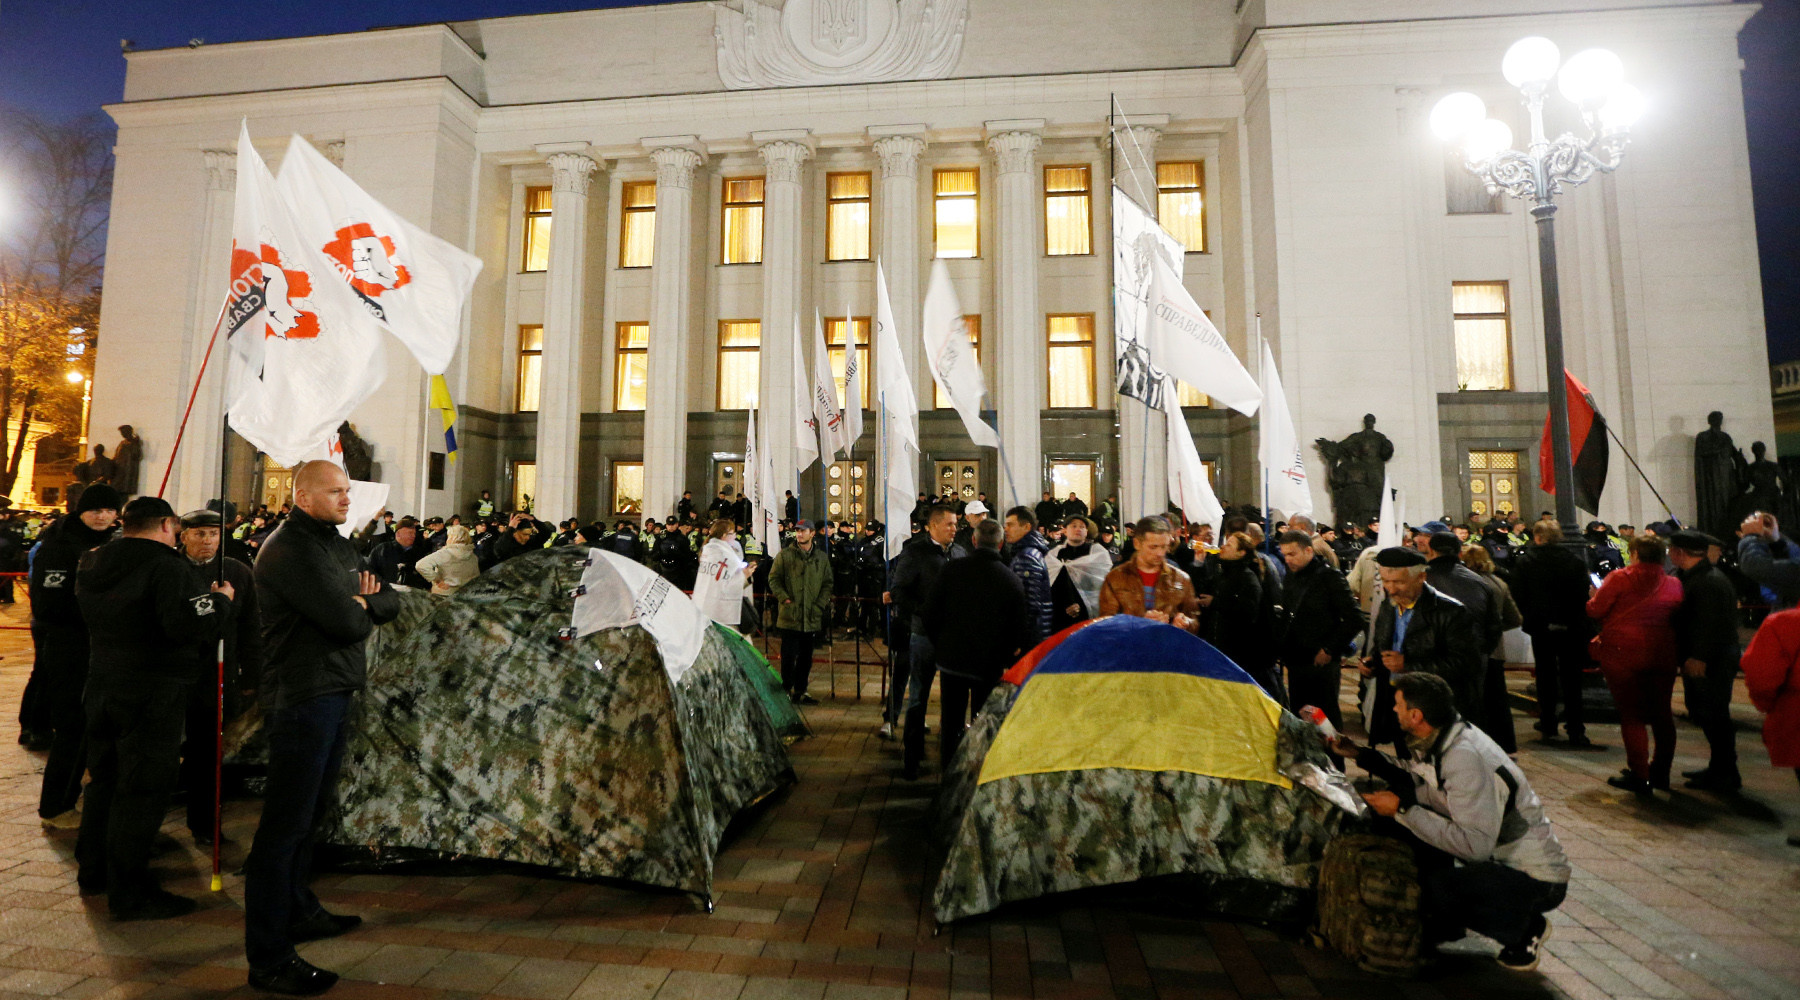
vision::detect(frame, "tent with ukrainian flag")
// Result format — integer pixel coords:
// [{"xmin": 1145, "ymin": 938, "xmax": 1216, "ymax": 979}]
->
[{"xmin": 931, "ymin": 616, "xmax": 1352, "ymax": 926}]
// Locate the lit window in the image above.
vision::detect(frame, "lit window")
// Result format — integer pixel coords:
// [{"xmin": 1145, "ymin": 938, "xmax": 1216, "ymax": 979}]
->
[
  {"xmin": 516, "ymin": 325, "xmax": 543, "ymax": 412},
  {"xmin": 1047, "ymin": 314, "xmax": 1096, "ymax": 409},
  {"xmin": 717, "ymin": 320, "xmax": 761, "ymax": 410},
  {"xmin": 934, "ymin": 169, "xmax": 979, "ymax": 259},
  {"xmin": 512, "ymin": 461, "xmax": 536, "ymax": 512},
  {"xmin": 825, "ymin": 317, "xmax": 872, "ymax": 409},
  {"xmin": 1453, "ymin": 282, "xmax": 1513, "ymax": 391},
  {"xmin": 521, "ymin": 187, "xmax": 552, "ymax": 272},
  {"xmin": 619, "ymin": 181, "xmax": 656, "ymax": 267},
  {"xmin": 1044, "ymin": 165, "xmax": 1092, "ymax": 256},
  {"xmin": 826, "ymin": 172, "xmax": 872, "ymax": 262},
  {"xmin": 1156, "ymin": 162, "xmax": 1205, "ymax": 253},
  {"xmin": 722, "ymin": 178, "xmax": 764, "ymax": 264},
  {"xmin": 1049, "ymin": 461, "xmax": 1096, "ymax": 510},
  {"xmin": 615, "ymin": 322, "xmax": 648, "ymax": 411},
  {"xmin": 613, "ymin": 461, "xmax": 644, "ymax": 515},
  {"xmin": 935, "ymin": 315, "xmax": 981, "ymax": 408}
]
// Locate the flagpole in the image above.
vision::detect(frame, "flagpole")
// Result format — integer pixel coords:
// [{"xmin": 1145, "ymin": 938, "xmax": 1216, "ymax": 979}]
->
[
  {"xmin": 209, "ymin": 332, "xmax": 234, "ymax": 893},
  {"xmin": 1602, "ymin": 422, "xmax": 1676, "ymax": 520},
  {"xmin": 158, "ymin": 298, "xmax": 231, "ymax": 498}
]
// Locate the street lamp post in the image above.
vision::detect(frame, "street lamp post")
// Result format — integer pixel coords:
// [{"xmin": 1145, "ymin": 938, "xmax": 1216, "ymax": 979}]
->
[
  {"xmin": 66, "ymin": 370, "xmax": 90, "ymax": 458},
  {"xmin": 1432, "ymin": 37, "xmax": 1644, "ymax": 541}
]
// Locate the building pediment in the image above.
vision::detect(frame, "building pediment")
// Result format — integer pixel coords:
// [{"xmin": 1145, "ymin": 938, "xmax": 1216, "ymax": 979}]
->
[{"xmin": 713, "ymin": 0, "xmax": 967, "ymax": 89}]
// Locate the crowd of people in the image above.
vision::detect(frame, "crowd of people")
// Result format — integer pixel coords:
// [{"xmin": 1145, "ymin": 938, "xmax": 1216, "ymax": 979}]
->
[{"xmin": 8, "ymin": 468, "xmax": 1800, "ymax": 989}]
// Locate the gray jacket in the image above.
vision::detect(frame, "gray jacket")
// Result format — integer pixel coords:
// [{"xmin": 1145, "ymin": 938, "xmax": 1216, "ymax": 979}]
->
[{"xmin": 1395, "ymin": 720, "xmax": 1570, "ymax": 885}]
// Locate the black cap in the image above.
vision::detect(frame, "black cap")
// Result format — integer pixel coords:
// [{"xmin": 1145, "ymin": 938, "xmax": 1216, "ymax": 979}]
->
[
  {"xmin": 180, "ymin": 509, "xmax": 222, "ymax": 529},
  {"xmin": 1669, "ymin": 530, "xmax": 1718, "ymax": 554},
  {"xmin": 74, "ymin": 483, "xmax": 124, "ymax": 515},
  {"xmin": 1374, "ymin": 546, "xmax": 1428, "ymax": 568},
  {"xmin": 123, "ymin": 495, "xmax": 176, "ymax": 522}
]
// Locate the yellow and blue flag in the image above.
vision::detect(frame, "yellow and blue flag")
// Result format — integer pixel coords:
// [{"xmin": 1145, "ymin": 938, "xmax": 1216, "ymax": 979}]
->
[
  {"xmin": 978, "ymin": 616, "xmax": 1289, "ymax": 789},
  {"xmin": 429, "ymin": 374, "xmax": 458, "ymax": 461}
]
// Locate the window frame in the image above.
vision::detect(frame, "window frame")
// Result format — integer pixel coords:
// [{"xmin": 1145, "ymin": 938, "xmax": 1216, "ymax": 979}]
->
[
  {"xmin": 511, "ymin": 460, "xmax": 536, "ymax": 513},
  {"xmin": 1046, "ymin": 313, "xmax": 1098, "ymax": 410},
  {"xmin": 515, "ymin": 324, "xmax": 544, "ymax": 413},
  {"xmin": 1451, "ymin": 280, "xmax": 1515, "ymax": 392},
  {"xmin": 1043, "ymin": 164, "xmax": 1094, "ymax": 257},
  {"xmin": 716, "ymin": 319, "xmax": 762, "ymax": 411},
  {"xmin": 520, "ymin": 186, "xmax": 552, "ymax": 273},
  {"xmin": 933, "ymin": 167, "xmax": 981, "ymax": 259},
  {"xmin": 1155, "ymin": 161, "xmax": 1207, "ymax": 254},
  {"xmin": 614, "ymin": 322, "xmax": 649, "ymax": 412},
  {"xmin": 721, "ymin": 176, "xmax": 766, "ymax": 265},
  {"xmin": 618, "ymin": 180, "xmax": 657, "ymax": 268},
  {"xmin": 612, "ymin": 460, "xmax": 645, "ymax": 516},
  {"xmin": 825, "ymin": 171, "xmax": 873, "ymax": 262}
]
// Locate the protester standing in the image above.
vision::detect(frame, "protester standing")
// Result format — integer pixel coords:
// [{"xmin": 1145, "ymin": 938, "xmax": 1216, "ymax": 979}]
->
[
  {"xmin": 415, "ymin": 524, "xmax": 479, "ymax": 595},
  {"xmin": 890, "ymin": 507, "xmax": 967, "ymax": 778},
  {"xmin": 1670, "ymin": 529, "xmax": 1744, "ymax": 793},
  {"xmin": 693, "ymin": 519, "xmax": 754, "ymax": 630},
  {"xmin": 770, "ymin": 521, "xmax": 832, "ymax": 705},
  {"xmin": 1460, "ymin": 544, "xmax": 1524, "ymax": 754},
  {"xmin": 1512, "ymin": 522, "xmax": 1597, "ymax": 747},
  {"xmin": 1046, "ymin": 516, "xmax": 1111, "ymax": 633},
  {"xmin": 245, "ymin": 461, "xmax": 399, "ymax": 995},
  {"xmin": 1278, "ymin": 530, "xmax": 1360, "ymax": 730},
  {"xmin": 1209, "ymin": 532, "xmax": 1282, "ymax": 701},
  {"xmin": 1097, "ymin": 517, "xmax": 1201, "ymax": 632},
  {"xmin": 1002, "ymin": 507, "xmax": 1052, "ymax": 646},
  {"xmin": 923, "ymin": 519, "xmax": 1032, "ymax": 768},
  {"xmin": 1361, "ymin": 547, "xmax": 1484, "ymax": 745},
  {"xmin": 175, "ymin": 509, "xmax": 261, "ymax": 845},
  {"xmin": 1740, "ymin": 607, "xmax": 1800, "ymax": 846},
  {"xmin": 1586, "ymin": 535, "xmax": 1683, "ymax": 794}
]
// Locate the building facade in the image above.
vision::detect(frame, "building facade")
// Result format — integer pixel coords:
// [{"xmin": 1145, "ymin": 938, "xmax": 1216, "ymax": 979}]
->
[{"xmin": 95, "ymin": 0, "xmax": 1772, "ymax": 530}]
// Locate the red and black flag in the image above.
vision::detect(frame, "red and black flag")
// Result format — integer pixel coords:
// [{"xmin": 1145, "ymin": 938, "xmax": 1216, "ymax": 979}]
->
[{"xmin": 1539, "ymin": 370, "xmax": 1609, "ymax": 513}]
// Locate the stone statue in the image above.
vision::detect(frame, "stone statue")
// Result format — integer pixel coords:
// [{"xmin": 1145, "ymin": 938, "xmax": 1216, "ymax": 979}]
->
[
  {"xmin": 338, "ymin": 421, "xmax": 375, "ymax": 483},
  {"xmin": 1741, "ymin": 441, "xmax": 1782, "ymax": 516},
  {"xmin": 1314, "ymin": 414, "xmax": 1394, "ymax": 528},
  {"xmin": 112, "ymin": 425, "xmax": 142, "ymax": 496},
  {"xmin": 1693, "ymin": 411, "xmax": 1745, "ymax": 539}
]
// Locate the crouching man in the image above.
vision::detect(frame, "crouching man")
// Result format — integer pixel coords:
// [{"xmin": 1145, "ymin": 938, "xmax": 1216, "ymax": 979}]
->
[{"xmin": 1335, "ymin": 672, "xmax": 1569, "ymax": 972}]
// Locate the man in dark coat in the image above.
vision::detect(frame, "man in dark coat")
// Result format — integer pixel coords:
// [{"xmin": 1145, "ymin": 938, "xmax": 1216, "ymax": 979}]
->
[
  {"xmin": 1424, "ymin": 531, "xmax": 1505, "ymax": 715},
  {"xmin": 1003, "ymin": 507, "xmax": 1053, "ymax": 646},
  {"xmin": 1671, "ymin": 530, "xmax": 1744, "ymax": 792},
  {"xmin": 675, "ymin": 491, "xmax": 696, "ymax": 522},
  {"xmin": 784, "ymin": 490, "xmax": 801, "ymax": 523},
  {"xmin": 176, "ymin": 509, "xmax": 262, "ymax": 847},
  {"xmin": 923, "ymin": 518, "xmax": 1032, "ymax": 769},
  {"xmin": 1033, "ymin": 492, "xmax": 1063, "ymax": 534},
  {"xmin": 657, "ymin": 521, "xmax": 700, "ymax": 591},
  {"xmin": 75, "ymin": 496, "xmax": 234, "ymax": 920},
  {"xmin": 887, "ymin": 507, "xmax": 967, "ymax": 775},
  {"xmin": 244, "ymin": 461, "xmax": 400, "ymax": 994},
  {"xmin": 367, "ymin": 517, "xmax": 428, "ymax": 588},
  {"xmin": 1511, "ymin": 521, "xmax": 1596, "ymax": 746},
  {"xmin": 1277, "ymin": 530, "xmax": 1361, "ymax": 731},
  {"xmin": 31, "ymin": 483, "xmax": 121, "ymax": 827},
  {"xmin": 1360, "ymin": 546, "xmax": 1483, "ymax": 746}
]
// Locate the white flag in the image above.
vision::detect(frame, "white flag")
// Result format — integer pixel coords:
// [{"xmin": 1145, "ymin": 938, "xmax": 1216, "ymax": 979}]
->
[
  {"xmin": 337, "ymin": 479, "xmax": 390, "ymax": 540},
  {"xmin": 840, "ymin": 323, "xmax": 865, "ymax": 451},
  {"xmin": 874, "ymin": 260, "xmax": 918, "ymax": 451},
  {"xmin": 1161, "ymin": 376, "xmax": 1224, "ymax": 530},
  {"xmin": 812, "ymin": 312, "xmax": 849, "ymax": 459},
  {"xmin": 275, "ymin": 136, "xmax": 482, "ymax": 375},
  {"xmin": 745, "ymin": 407, "xmax": 765, "ymax": 551},
  {"xmin": 1258, "ymin": 336, "xmax": 1313, "ymax": 518},
  {"xmin": 1376, "ymin": 472, "xmax": 1403, "ymax": 549},
  {"xmin": 571, "ymin": 550, "xmax": 708, "ymax": 682},
  {"xmin": 792, "ymin": 317, "xmax": 819, "ymax": 476},
  {"xmin": 921, "ymin": 260, "xmax": 998, "ymax": 449},
  {"xmin": 1146, "ymin": 252, "xmax": 1261, "ymax": 417},
  {"xmin": 221, "ymin": 123, "xmax": 386, "ymax": 468},
  {"xmin": 1111, "ymin": 185, "xmax": 1185, "ymax": 407},
  {"xmin": 757, "ymin": 414, "xmax": 784, "ymax": 555}
]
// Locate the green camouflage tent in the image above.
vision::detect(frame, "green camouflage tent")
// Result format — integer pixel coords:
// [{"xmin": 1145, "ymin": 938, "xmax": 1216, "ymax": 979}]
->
[
  {"xmin": 320, "ymin": 547, "xmax": 796, "ymax": 900},
  {"xmin": 932, "ymin": 617, "xmax": 1354, "ymax": 926}
]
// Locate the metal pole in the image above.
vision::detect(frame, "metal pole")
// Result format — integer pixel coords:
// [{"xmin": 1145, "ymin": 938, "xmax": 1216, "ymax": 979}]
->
[{"xmin": 1532, "ymin": 203, "xmax": 1582, "ymax": 544}]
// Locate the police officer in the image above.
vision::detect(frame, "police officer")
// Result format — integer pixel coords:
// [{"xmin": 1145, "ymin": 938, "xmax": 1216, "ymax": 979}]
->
[
  {"xmin": 75, "ymin": 496, "xmax": 234, "ymax": 920},
  {"xmin": 177, "ymin": 508, "xmax": 263, "ymax": 847}
]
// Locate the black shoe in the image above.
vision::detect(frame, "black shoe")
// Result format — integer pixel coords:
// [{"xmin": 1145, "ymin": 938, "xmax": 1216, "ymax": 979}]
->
[
  {"xmin": 76, "ymin": 874, "xmax": 106, "ymax": 896},
  {"xmin": 1566, "ymin": 735, "xmax": 1603, "ymax": 750},
  {"xmin": 1648, "ymin": 772, "xmax": 1671, "ymax": 791},
  {"xmin": 1685, "ymin": 772, "xmax": 1742, "ymax": 793},
  {"xmin": 248, "ymin": 955, "xmax": 340, "ymax": 996},
  {"xmin": 1606, "ymin": 772, "xmax": 1652, "ymax": 797},
  {"xmin": 289, "ymin": 909, "xmax": 363, "ymax": 944},
  {"xmin": 901, "ymin": 763, "xmax": 920, "ymax": 781},
  {"xmin": 794, "ymin": 693, "xmax": 819, "ymax": 706},
  {"xmin": 1682, "ymin": 767, "xmax": 1710, "ymax": 780},
  {"xmin": 1496, "ymin": 914, "xmax": 1550, "ymax": 972},
  {"xmin": 110, "ymin": 889, "xmax": 197, "ymax": 922},
  {"xmin": 18, "ymin": 729, "xmax": 52, "ymax": 751},
  {"xmin": 190, "ymin": 829, "xmax": 232, "ymax": 848},
  {"xmin": 1534, "ymin": 732, "xmax": 1562, "ymax": 745},
  {"xmin": 1787, "ymin": 833, "xmax": 1800, "ymax": 848}
]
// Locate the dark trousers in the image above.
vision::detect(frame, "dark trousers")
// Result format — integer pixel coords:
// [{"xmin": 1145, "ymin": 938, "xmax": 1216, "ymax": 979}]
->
[
  {"xmin": 19, "ymin": 624, "xmax": 48, "ymax": 734},
  {"xmin": 938, "ymin": 673, "xmax": 995, "ymax": 768},
  {"xmin": 37, "ymin": 634, "xmax": 91, "ymax": 818},
  {"xmin": 885, "ymin": 629, "xmax": 911, "ymax": 725},
  {"xmin": 1287, "ymin": 661, "xmax": 1343, "ymax": 733},
  {"xmin": 902, "ymin": 634, "xmax": 937, "ymax": 770},
  {"xmin": 1689, "ymin": 654, "xmax": 1741, "ymax": 781},
  {"xmin": 245, "ymin": 693, "xmax": 352, "ymax": 970},
  {"xmin": 1481, "ymin": 657, "xmax": 1518, "ymax": 754},
  {"xmin": 182, "ymin": 670, "xmax": 226, "ymax": 837},
  {"xmin": 75, "ymin": 676, "xmax": 189, "ymax": 909},
  {"xmin": 779, "ymin": 629, "xmax": 816, "ymax": 696},
  {"xmin": 1529, "ymin": 628, "xmax": 1588, "ymax": 740},
  {"xmin": 1423, "ymin": 862, "xmax": 1567, "ymax": 948}
]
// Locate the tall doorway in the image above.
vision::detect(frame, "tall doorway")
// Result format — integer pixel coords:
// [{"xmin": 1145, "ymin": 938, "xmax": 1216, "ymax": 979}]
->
[
  {"xmin": 260, "ymin": 457, "xmax": 294, "ymax": 509},
  {"xmin": 1467, "ymin": 449, "xmax": 1521, "ymax": 520},
  {"xmin": 826, "ymin": 460, "xmax": 869, "ymax": 524},
  {"xmin": 1048, "ymin": 460, "xmax": 1096, "ymax": 511},
  {"xmin": 933, "ymin": 459, "xmax": 981, "ymax": 508}
]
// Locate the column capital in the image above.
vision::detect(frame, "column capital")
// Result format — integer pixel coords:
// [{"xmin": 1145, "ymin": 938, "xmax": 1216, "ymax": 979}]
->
[
  {"xmin": 871, "ymin": 134, "xmax": 927, "ymax": 179},
  {"xmin": 985, "ymin": 128, "xmax": 1041, "ymax": 176},
  {"xmin": 545, "ymin": 151, "xmax": 600, "ymax": 197},
  {"xmin": 753, "ymin": 130, "xmax": 815, "ymax": 185},
  {"xmin": 202, "ymin": 149, "xmax": 236, "ymax": 191},
  {"xmin": 649, "ymin": 145, "xmax": 704, "ymax": 190}
]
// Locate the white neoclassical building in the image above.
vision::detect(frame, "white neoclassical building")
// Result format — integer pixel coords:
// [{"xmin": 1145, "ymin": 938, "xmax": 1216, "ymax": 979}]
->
[{"xmin": 93, "ymin": 0, "xmax": 1772, "ymax": 530}]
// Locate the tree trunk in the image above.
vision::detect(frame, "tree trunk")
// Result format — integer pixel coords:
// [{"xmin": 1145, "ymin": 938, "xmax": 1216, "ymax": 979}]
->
[
  {"xmin": 0, "ymin": 377, "xmax": 13, "ymax": 497},
  {"xmin": 2, "ymin": 389, "xmax": 36, "ymax": 499}
]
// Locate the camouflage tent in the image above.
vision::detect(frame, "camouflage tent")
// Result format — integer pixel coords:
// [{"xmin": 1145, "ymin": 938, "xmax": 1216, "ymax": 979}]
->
[
  {"xmin": 932, "ymin": 617, "xmax": 1352, "ymax": 926},
  {"xmin": 320, "ymin": 547, "xmax": 796, "ymax": 899}
]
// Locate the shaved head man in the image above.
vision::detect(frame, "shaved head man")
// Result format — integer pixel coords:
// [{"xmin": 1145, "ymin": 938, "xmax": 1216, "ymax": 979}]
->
[{"xmin": 292, "ymin": 460, "xmax": 352, "ymax": 525}]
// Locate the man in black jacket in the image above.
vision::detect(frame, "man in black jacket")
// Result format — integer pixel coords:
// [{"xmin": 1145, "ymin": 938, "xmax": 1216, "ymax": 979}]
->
[
  {"xmin": 1511, "ymin": 521, "xmax": 1596, "ymax": 746},
  {"xmin": 32, "ymin": 483, "xmax": 121, "ymax": 827},
  {"xmin": 1671, "ymin": 530, "xmax": 1743, "ymax": 792},
  {"xmin": 1360, "ymin": 547, "xmax": 1483, "ymax": 746},
  {"xmin": 1424, "ymin": 531, "xmax": 1505, "ymax": 717},
  {"xmin": 886, "ymin": 507, "xmax": 967, "ymax": 775},
  {"xmin": 367, "ymin": 517, "xmax": 428, "ymax": 588},
  {"xmin": 176, "ymin": 509, "xmax": 262, "ymax": 847},
  {"xmin": 657, "ymin": 521, "xmax": 700, "ymax": 591},
  {"xmin": 75, "ymin": 496, "xmax": 234, "ymax": 920},
  {"xmin": 1033, "ymin": 492, "xmax": 1063, "ymax": 534},
  {"xmin": 1278, "ymin": 531, "xmax": 1361, "ymax": 731},
  {"xmin": 923, "ymin": 519, "xmax": 1031, "ymax": 769},
  {"xmin": 244, "ymin": 461, "xmax": 399, "ymax": 995}
]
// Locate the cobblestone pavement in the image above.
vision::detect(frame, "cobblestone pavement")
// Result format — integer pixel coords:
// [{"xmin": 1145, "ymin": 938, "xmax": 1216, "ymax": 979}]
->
[{"xmin": 1, "ymin": 597, "xmax": 1797, "ymax": 999}]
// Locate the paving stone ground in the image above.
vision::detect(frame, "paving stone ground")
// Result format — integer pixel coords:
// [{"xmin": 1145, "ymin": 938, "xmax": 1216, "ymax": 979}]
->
[{"xmin": 1, "ymin": 594, "xmax": 1797, "ymax": 999}]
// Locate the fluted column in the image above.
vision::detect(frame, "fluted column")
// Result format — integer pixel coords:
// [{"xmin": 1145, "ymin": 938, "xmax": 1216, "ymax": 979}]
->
[
  {"xmin": 642, "ymin": 138, "xmax": 705, "ymax": 520},
  {"xmin": 755, "ymin": 130, "xmax": 814, "ymax": 488},
  {"xmin": 987, "ymin": 122, "xmax": 1044, "ymax": 509},
  {"xmin": 174, "ymin": 149, "xmax": 237, "ymax": 510},
  {"xmin": 536, "ymin": 147, "xmax": 599, "ymax": 520},
  {"xmin": 1116, "ymin": 123, "xmax": 1167, "ymax": 521},
  {"xmin": 870, "ymin": 127, "xmax": 927, "ymax": 401}
]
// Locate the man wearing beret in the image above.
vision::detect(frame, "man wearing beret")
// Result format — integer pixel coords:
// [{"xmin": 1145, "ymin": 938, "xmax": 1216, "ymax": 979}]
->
[
  {"xmin": 176, "ymin": 509, "xmax": 263, "ymax": 847},
  {"xmin": 1360, "ymin": 546, "xmax": 1484, "ymax": 746},
  {"xmin": 1670, "ymin": 529, "xmax": 1743, "ymax": 792}
]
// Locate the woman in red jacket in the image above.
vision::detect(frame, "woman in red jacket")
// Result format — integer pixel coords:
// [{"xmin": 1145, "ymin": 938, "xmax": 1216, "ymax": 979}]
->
[
  {"xmin": 1741, "ymin": 607, "xmax": 1800, "ymax": 846},
  {"xmin": 1587, "ymin": 535, "xmax": 1684, "ymax": 795}
]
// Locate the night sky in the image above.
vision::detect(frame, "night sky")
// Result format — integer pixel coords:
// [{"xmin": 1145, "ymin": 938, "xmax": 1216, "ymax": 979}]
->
[{"xmin": 3, "ymin": 1, "xmax": 1797, "ymax": 360}]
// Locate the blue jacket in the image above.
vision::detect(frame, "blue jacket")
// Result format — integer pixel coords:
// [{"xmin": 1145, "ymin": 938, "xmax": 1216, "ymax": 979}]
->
[{"xmin": 1008, "ymin": 531, "xmax": 1053, "ymax": 645}]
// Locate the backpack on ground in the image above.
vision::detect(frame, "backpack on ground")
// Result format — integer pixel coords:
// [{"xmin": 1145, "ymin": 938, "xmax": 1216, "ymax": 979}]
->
[{"xmin": 1312, "ymin": 833, "xmax": 1422, "ymax": 977}]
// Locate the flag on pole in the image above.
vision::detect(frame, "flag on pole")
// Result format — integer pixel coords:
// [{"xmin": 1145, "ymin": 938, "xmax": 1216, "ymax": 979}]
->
[
  {"xmin": 221, "ymin": 122, "xmax": 386, "ymax": 467},
  {"xmin": 1539, "ymin": 369, "xmax": 1610, "ymax": 514},
  {"xmin": 757, "ymin": 413, "xmax": 783, "ymax": 555},
  {"xmin": 1145, "ymin": 252, "xmax": 1261, "ymax": 416},
  {"xmin": 1375, "ymin": 472, "xmax": 1403, "ymax": 549},
  {"xmin": 429, "ymin": 374, "xmax": 458, "ymax": 461},
  {"xmin": 745, "ymin": 407, "xmax": 766, "ymax": 551},
  {"xmin": 1110, "ymin": 185, "xmax": 1185, "ymax": 408},
  {"xmin": 874, "ymin": 260, "xmax": 917, "ymax": 451},
  {"xmin": 1257, "ymin": 337, "xmax": 1313, "ymax": 518},
  {"xmin": 792, "ymin": 317, "xmax": 819, "ymax": 475},
  {"xmin": 1160, "ymin": 375, "xmax": 1224, "ymax": 530},
  {"xmin": 922, "ymin": 260, "xmax": 998, "ymax": 449},
  {"xmin": 812, "ymin": 312, "xmax": 849, "ymax": 460},
  {"xmin": 275, "ymin": 136, "xmax": 482, "ymax": 375},
  {"xmin": 841, "ymin": 323, "xmax": 865, "ymax": 452}
]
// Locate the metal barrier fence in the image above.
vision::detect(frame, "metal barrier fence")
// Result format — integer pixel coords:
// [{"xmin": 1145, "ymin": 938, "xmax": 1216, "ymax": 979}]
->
[{"xmin": 700, "ymin": 589, "xmax": 893, "ymax": 702}]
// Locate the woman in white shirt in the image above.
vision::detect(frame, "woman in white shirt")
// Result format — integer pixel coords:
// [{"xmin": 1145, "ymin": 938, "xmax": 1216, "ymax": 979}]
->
[
  {"xmin": 692, "ymin": 519, "xmax": 755, "ymax": 630},
  {"xmin": 415, "ymin": 524, "xmax": 479, "ymax": 595}
]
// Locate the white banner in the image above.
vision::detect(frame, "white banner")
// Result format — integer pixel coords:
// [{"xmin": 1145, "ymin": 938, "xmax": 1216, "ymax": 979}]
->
[
  {"xmin": 921, "ymin": 260, "xmax": 998, "ymax": 449},
  {"xmin": 275, "ymin": 136, "xmax": 482, "ymax": 375},
  {"xmin": 1161, "ymin": 375, "xmax": 1224, "ymax": 531},
  {"xmin": 1376, "ymin": 473, "xmax": 1404, "ymax": 549},
  {"xmin": 757, "ymin": 412, "xmax": 783, "ymax": 555},
  {"xmin": 1146, "ymin": 252, "xmax": 1261, "ymax": 417},
  {"xmin": 792, "ymin": 316, "xmax": 819, "ymax": 476},
  {"xmin": 874, "ymin": 260, "xmax": 918, "ymax": 451},
  {"xmin": 745, "ymin": 407, "xmax": 765, "ymax": 551},
  {"xmin": 336, "ymin": 479, "xmax": 390, "ymax": 540},
  {"xmin": 571, "ymin": 549, "xmax": 708, "ymax": 682},
  {"xmin": 1258, "ymin": 337, "xmax": 1313, "ymax": 519},
  {"xmin": 811, "ymin": 312, "xmax": 849, "ymax": 460},
  {"xmin": 1111, "ymin": 185, "xmax": 1186, "ymax": 407}
]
